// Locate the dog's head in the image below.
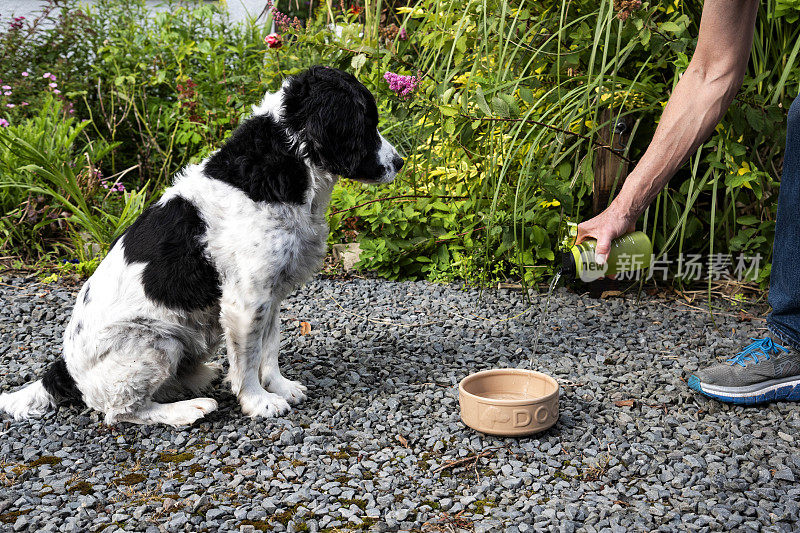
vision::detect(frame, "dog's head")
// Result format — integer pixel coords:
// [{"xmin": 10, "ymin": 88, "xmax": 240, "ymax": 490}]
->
[{"xmin": 276, "ymin": 66, "xmax": 403, "ymax": 184}]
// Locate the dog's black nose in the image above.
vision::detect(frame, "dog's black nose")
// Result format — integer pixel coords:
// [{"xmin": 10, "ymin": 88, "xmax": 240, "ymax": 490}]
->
[{"xmin": 392, "ymin": 156, "xmax": 405, "ymax": 172}]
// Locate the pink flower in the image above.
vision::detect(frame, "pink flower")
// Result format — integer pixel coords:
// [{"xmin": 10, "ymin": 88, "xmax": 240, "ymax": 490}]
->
[
  {"xmin": 49, "ymin": 82, "xmax": 57, "ymax": 88},
  {"xmin": 6, "ymin": 103, "xmax": 14, "ymax": 108},
  {"xmin": 43, "ymin": 72, "xmax": 51, "ymax": 79},
  {"xmin": 20, "ymin": 102, "xmax": 28, "ymax": 106},
  {"xmin": 1, "ymin": 85, "xmax": 10, "ymax": 90},
  {"xmin": 399, "ymin": 27, "xmax": 407, "ymax": 40},
  {"xmin": 0, "ymin": 118, "xmax": 8, "ymax": 127},
  {"xmin": 49, "ymin": 74, "xmax": 56, "ymax": 81},
  {"xmin": 101, "ymin": 180, "xmax": 125, "ymax": 192},
  {"xmin": 383, "ymin": 71, "xmax": 418, "ymax": 99},
  {"xmin": 21, "ymin": 71, "xmax": 28, "ymax": 77},
  {"xmin": 53, "ymin": 89, "xmax": 61, "ymax": 94},
  {"xmin": 3, "ymin": 91, "xmax": 11, "ymax": 96},
  {"xmin": 264, "ymin": 33, "xmax": 283, "ymax": 49}
]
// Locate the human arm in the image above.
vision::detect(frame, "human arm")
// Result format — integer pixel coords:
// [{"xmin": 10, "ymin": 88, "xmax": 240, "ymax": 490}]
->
[{"xmin": 577, "ymin": 0, "xmax": 760, "ymax": 264}]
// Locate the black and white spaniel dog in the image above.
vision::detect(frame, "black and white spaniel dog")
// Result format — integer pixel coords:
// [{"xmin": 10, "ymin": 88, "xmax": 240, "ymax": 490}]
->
[{"xmin": 0, "ymin": 66, "xmax": 403, "ymax": 426}]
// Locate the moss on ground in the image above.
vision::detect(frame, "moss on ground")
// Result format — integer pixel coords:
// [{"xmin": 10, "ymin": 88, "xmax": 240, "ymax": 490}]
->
[
  {"xmin": 239, "ymin": 520, "xmax": 270, "ymax": 531},
  {"xmin": 158, "ymin": 452, "xmax": 194, "ymax": 464},
  {"xmin": 473, "ymin": 499, "xmax": 497, "ymax": 514},
  {"xmin": 272, "ymin": 504, "xmax": 302, "ymax": 526},
  {"xmin": 338, "ymin": 498, "xmax": 368, "ymax": 510},
  {"xmin": 319, "ymin": 517, "xmax": 377, "ymax": 533},
  {"xmin": 327, "ymin": 451, "xmax": 351, "ymax": 460},
  {"xmin": 28, "ymin": 456, "xmax": 62, "ymax": 468},
  {"xmin": 67, "ymin": 481, "xmax": 94, "ymax": 495},
  {"xmin": 0, "ymin": 510, "xmax": 29, "ymax": 524},
  {"xmin": 116, "ymin": 473, "xmax": 147, "ymax": 486},
  {"xmin": 11, "ymin": 455, "xmax": 62, "ymax": 476},
  {"xmin": 421, "ymin": 500, "xmax": 441, "ymax": 510}
]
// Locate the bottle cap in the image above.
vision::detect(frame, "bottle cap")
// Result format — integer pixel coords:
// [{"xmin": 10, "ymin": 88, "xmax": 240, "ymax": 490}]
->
[{"xmin": 560, "ymin": 250, "xmax": 576, "ymax": 280}]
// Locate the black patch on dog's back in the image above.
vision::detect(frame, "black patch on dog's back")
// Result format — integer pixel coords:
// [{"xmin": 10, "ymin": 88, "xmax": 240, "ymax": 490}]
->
[
  {"xmin": 122, "ymin": 197, "xmax": 222, "ymax": 311},
  {"xmin": 204, "ymin": 114, "xmax": 308, "ymax": 204},
  {"xmin": 42, "ymin": 359, "xmax": 84, "ymax": 406}
]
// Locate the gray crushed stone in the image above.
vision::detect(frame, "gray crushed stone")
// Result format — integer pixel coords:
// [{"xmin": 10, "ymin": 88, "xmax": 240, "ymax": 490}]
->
[{"xmin": 0, "ymin": 275, "xmax": 799, "ymax": 532}]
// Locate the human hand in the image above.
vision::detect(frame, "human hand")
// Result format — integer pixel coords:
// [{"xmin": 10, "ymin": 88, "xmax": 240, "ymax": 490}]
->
[{"xmin": 576, "ymin": 206, "xmax": 636, "ymax": 265}]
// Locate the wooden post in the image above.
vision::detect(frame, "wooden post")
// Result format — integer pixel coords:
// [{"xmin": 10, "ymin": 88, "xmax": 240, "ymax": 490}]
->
[{"xmin": 593, "ymin": 108, "xmax": 632, "ymax": 215}]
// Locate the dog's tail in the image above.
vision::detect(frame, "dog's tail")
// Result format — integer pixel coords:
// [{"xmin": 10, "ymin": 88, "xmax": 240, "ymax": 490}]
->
[{"xmin": 0, "ymin": 360, "xmax": 83, "ymax": 420}]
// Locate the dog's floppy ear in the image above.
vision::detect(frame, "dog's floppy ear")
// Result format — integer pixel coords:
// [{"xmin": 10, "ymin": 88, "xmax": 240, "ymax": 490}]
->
[
  {"xmin": 205, "ymin": 115, "xmax": 309, "ymax": 204},
  {"xmin": 283, "ymin": 66, "xmax": 378, "ymax": 176}
]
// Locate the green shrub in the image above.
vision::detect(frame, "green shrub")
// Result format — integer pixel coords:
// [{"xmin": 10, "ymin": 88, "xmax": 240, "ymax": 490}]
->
[{"xmin": 0, "ymin": 96, "xmax": 147, "ymax": 262}]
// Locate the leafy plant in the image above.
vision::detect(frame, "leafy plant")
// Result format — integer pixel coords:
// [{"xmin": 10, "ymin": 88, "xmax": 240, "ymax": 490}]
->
[{"xmin": 0, "ymin": 96, "xmax": 146, "ymax": 261}]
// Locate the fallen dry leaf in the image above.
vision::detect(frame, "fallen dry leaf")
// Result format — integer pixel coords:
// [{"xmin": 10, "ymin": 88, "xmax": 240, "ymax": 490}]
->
[
  {"xmin": 300, "ymin": 321, "xmax": 311, "ymax": 335},
  {"xmin": 397, "ymin": 434, "xmax": 409, "ymax": 448},
  {"xmin": 614, "ymin": 399, "xmax": 635, "ymax": 407},
  {"xmin": 601, "ymin": 290, "xmax": 623, "ymax": 299}
]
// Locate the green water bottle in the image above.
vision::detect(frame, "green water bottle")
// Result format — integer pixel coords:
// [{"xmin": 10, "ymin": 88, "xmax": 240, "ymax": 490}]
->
[{"xmin": 561, "ymin": 230, "xmax": 653, "ymax": 282}]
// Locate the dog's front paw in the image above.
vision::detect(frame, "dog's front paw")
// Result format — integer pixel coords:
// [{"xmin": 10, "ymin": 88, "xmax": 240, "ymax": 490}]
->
[
  {"xmin": 239, "ymin": 388, "xmax": 291, "ymax": 418},
  {"xmin": 266, "ymin": 375, "xmax": 307, "ymax": 405}
]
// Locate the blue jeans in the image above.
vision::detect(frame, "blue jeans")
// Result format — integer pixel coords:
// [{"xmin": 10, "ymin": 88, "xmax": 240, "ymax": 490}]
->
[{"xmin": 767, "ymin": 94, "xmax": 800, "ymax": 350}]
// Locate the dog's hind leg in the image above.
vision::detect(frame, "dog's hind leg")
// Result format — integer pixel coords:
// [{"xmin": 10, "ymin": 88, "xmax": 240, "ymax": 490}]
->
[
  {"xmin": 115, "ymin": 398, "xmax": 218, "ymax": 426},
  {"xmin": 154, "ymin": 322, "xmax": 223, "ymax": 401},
  {"xmin": 153, "ymin": 361, "xmax": 222, "ymax": 402},
  {"xmin": 78, "ymin": 326, "xmax": 217, "ymax": 426},
  {"xmin": 259, "ymin": 311, "xmax": 307, "ymax": 404},
  {"xmin": 180, "ymin": 361, "xmax": 222, "ymax": 392}
]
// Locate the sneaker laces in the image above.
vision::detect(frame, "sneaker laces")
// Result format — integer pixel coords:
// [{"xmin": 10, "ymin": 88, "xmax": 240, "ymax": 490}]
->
[{"xmin": 727, "ymin": 337, "xmax": 789, "ymax": 367}]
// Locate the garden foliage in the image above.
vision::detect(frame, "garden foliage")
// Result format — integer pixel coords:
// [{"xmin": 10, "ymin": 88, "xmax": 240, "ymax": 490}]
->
[{"xmin": 0, "ymin": 0, "xmax": 798, "ymax": 285}]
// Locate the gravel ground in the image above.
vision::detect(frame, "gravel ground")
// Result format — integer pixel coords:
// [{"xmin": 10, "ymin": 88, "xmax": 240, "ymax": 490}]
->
[{"xmin": 0, "ymin": 275, "xmax": 798, "ymax": 532}]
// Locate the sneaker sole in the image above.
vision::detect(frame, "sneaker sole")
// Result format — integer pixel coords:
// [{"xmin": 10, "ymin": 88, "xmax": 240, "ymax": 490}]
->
[{"xmin": 688, "ymin": 374, "xmax": 800, "ymax": 404}]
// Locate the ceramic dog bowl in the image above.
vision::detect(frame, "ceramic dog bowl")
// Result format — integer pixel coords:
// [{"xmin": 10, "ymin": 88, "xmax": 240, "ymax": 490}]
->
[{"xmin": 458, "ymin": 368, "xmax": 559, "ymax": 436}]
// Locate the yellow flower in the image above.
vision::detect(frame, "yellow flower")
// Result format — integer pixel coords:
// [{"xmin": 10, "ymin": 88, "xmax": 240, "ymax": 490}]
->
[
  {"xmin": 396, "ymin": 6, "xmax": 425, "ymax": 17},
  {"xmin": 540, "ymin": 200, "xmax": 561, "ymax": 208},
  {"xmin": 737, "ymin": 162, "xmax": 751, "ymax": 175}
]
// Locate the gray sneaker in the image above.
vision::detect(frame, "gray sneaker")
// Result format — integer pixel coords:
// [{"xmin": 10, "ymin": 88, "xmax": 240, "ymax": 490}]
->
[{"xmin": 688, "ymin": 336, "xmax": 800, "ymax": 404}]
